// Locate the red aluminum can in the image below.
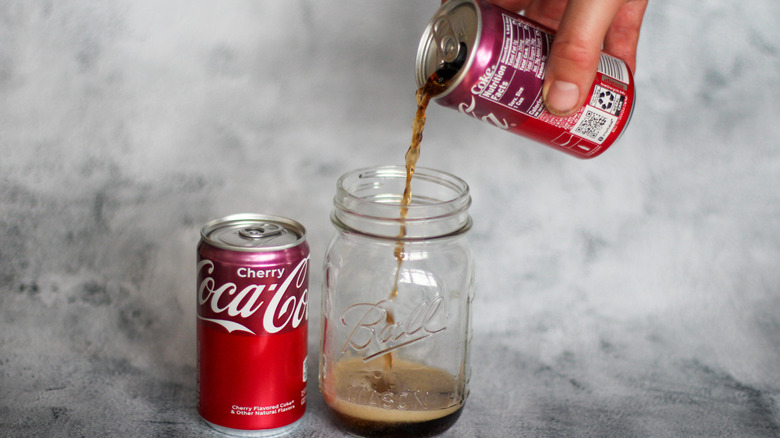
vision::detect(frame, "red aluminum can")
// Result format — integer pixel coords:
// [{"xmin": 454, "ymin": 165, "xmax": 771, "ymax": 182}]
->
[
  {"xmin": 416, "ymin": 0, "xmax": 635, "ymax": 159},
  {"xmin": 197, "ymin": 214, "xmax": 309, "ymax": 436}
]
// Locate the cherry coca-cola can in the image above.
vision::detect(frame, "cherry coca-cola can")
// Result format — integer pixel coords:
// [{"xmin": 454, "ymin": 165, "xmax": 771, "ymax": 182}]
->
[
  {"xmin": 416, "ymin": 0, "xmax": 635, "ymax": 159},
  {"xmin": 197, "ymin": 214, "xmax": 309, "ymax": 436}
]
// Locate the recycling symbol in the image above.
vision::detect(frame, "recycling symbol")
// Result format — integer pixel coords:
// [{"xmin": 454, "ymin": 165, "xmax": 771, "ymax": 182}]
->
[
  {"xmin": 589, "ymin": 85, "xmax": 624, "ymax": 115},
  {"xmin": 598, "ymin": 90, "xmax": 616, "ymax": 111}
]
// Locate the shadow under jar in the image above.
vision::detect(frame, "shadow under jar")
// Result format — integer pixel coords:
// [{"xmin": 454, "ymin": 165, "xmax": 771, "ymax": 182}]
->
[{"xmin": 320, "ymin": 165, "xmax": 475, "ymax": 438}]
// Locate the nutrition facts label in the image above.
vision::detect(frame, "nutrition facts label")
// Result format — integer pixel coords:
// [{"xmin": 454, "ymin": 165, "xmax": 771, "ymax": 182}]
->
[
  {"xmin": 454, "ymin": 6, "xmax": 633, "ymax": 157},
  {"xmin": 498, "ymin": 15, "xmax": 547, "ymax": 80},
  {"xmin": 474, "ymin": 14, "xmax": 552, "ymax": 118}
]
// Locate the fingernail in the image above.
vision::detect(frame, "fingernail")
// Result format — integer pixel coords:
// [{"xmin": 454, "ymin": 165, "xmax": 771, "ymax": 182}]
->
[{"xmin": 545, "ymin": 81, "xmax": 580, "ymax": 116}]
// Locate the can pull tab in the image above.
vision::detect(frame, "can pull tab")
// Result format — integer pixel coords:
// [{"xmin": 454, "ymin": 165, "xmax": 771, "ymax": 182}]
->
[
  {"xmin": 433, "ymin": 17, "xmax": 460, "ymax": 63},
  {"xmin": 431, "ymin": 17, "xmax": 467, "ymax": 84},
  {"xmin": 239, "ymin": 223, "xmax": 284, "ymax": 240}
]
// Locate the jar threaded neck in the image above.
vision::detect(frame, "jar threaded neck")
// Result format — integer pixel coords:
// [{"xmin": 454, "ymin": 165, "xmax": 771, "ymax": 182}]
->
[{"xmin": 332, "ymin": 166, "xmax": 472, "ymax": 240}]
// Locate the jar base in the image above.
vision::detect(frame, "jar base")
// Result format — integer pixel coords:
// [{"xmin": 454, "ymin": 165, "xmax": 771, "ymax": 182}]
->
[{"xmin": 325, "ymin": 403, "xmax": 464, "ymax": 438}]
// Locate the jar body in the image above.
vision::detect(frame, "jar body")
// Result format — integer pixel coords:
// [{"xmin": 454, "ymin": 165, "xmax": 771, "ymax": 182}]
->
[{"xmin": 319, "ymin": 166, "xmax": 474, "ymax": 438}]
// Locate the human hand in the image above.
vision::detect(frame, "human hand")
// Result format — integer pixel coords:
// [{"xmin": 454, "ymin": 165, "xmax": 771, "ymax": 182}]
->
[{"xmin": 486, "ymin": 0, "xmax": 648, "ymax": 116}]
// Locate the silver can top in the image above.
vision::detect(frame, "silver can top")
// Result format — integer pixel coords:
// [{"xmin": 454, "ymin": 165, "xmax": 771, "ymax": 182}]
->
[
  {"xmin": 201, "ymin": 213, "xmax": 306, "ymax": 251},
  {"xmin": 415, "ymin": 0, "xmax": 480, "ymax": 93}
]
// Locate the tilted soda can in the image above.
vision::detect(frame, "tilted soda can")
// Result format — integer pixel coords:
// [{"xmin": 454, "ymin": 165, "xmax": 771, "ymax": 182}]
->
[
  {"xmin": 416, "ymin": 0, "xmax": 635, "ymax": 158},
  {"xmin": 197, "ymin": 214, "xmax": 309, "ymax": 436}
]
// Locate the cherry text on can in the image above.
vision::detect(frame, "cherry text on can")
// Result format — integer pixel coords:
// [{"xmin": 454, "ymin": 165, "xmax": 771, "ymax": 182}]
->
[
  {"xmin": 416, "ymin": 0, "xmax": 636, "ymax": 159},
  {"xmin": 197, "ymin": 214, "xmax": 309, "ymax": 437}
]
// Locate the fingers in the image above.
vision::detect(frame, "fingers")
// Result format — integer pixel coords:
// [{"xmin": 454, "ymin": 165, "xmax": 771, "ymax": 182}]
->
[
  {"xmin": 468, "ymin": 0, "xmax": 533, "ymax": 11},
  {"xmin": 541, "ymin": 0, "xmax": 626, "ymax": 116},
  {"xmin": 521, "ymin": 0, "xmax": 568, "ymax": 30},
  {"xmin": 603, "ymin": 0, "xmax": 648, "ymax": 73},
  {"xmin": 446, "ymin": 0, "xmax": 647, "ymax": 116}
]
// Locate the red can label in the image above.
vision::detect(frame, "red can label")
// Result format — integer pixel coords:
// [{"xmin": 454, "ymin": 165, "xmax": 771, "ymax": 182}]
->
[
  {"xmin": 197, "ymin": 216, "xmax": 308, "ymax": 433},
  {"xmin": 418, "ymin": 0, "xmax": 635, "ymax": 158}
]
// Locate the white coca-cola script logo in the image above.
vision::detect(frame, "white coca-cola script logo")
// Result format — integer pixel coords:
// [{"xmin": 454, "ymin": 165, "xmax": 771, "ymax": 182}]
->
[
  {"xmin": 198, "ymin": 257, "xmax": 308, "ymax": 335},
  {"xmin": 458, "ymin": 95, "xmax": 510, "ymax": 130},
  {"xmin": 458, "ymin": 63, "xmax": 510, "ymax": 130},
  {"xmin": 470, "ymin": 64, "xmax": 497, "ymax": 95},
  {"xmin": 340, "ymin": 297, "xmax": 446, "ymax": 361}
]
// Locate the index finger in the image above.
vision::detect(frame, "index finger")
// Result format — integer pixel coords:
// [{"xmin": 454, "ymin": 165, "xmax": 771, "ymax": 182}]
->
[
  {"xmin": 603, "ymin": 0, "xmax": 648, "ymax": 72},
  {"xmin": 542, "ymin": 0, "xmax": 626, "ymax": 115}
]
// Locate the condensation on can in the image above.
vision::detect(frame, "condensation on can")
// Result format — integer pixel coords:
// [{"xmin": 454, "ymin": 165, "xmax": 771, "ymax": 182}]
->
[
  {"xmin": 416, "ymin": 0, "xmax": 635, "ymax": 159},
  {"xmin": 197, "ymin": 213, "xmax": 309, "ymax": 437}
]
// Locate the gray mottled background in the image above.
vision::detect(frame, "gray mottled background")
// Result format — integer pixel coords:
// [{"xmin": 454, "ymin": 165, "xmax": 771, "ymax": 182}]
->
[{"xmin": 2, "ymin": 1, "xmax": 779, "ymax": 437}]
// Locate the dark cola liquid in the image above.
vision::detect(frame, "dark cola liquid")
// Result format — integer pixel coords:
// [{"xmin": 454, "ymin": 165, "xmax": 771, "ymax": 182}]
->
[
  {"xmin": 331, "ymin": 404, "xmax": 463, "ymax": 438},
  {"xmin": 322, "ymin": 358, "xmax": 465, "ymax": 438},
  {"xmin": 384, "ymin": 69, "xmax": 455, "ymax": 372},
  {"xmin": 398, "ymin": 42, "xmax": 467, "ymax": 214},
  {"xmin": 326, "ymin": 63, "xmax": 467, "ymax": 438},
  {"xmin": 399, "ymin": 67, "xmax": 453, "ymax": 223}
]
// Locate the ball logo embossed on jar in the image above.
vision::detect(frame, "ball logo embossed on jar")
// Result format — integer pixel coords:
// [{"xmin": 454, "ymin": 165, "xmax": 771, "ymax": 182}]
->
[{"xmin": 339, "ymin": 296, "xmax": 447, "ymax": 362}]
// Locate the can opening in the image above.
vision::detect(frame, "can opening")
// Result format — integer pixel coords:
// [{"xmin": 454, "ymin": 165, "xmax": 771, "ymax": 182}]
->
[
  {"xmin": 433, "ymin": 15, "xmax": 461, "ymax": 63},
  {"xmin": 432, "ymin": 42, "xmax": 468, "ymax": 85}
]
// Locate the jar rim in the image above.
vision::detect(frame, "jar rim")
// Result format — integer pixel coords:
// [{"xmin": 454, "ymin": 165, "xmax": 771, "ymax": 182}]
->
[
  {"xmin": 336, "ymin": 165, "xmax": 470, "ymax": 208},
  {"xmin": 332, "ymin": 165, "xmax": 472, "ymax": 240}
]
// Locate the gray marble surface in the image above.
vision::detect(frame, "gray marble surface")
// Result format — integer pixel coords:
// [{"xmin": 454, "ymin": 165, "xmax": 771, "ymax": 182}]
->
[{"xmin": 2, "ymin": 1, "xmax": 780, "ymax": 437}]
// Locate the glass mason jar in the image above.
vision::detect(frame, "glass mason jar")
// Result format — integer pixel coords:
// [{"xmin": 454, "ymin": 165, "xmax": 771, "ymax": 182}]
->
[{"xmin": 319, "ymin": 165, "xmax": 474, "ymax": 438}]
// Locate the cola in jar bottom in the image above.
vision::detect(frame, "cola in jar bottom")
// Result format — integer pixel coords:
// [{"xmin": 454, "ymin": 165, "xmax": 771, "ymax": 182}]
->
[{"xmin": 321, "ymin": 357, "xmax": 465, "ymax": 438}]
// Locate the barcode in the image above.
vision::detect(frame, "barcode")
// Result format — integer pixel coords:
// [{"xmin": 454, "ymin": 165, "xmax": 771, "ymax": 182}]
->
[
  {"xmin": 598, "ymin": 53, "xmax": 628, "ymax": 83},
  {"xmin": 575, "ymin": 110, "xmax": 607, "ymax": 140},
  {"xmin": 572, "ymin": 109, "xmax": 617, "ymax": 144}
]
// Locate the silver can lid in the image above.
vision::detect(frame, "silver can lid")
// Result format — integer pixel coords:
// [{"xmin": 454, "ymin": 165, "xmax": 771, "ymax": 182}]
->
[
  {"xmin": 415, "ymin": 0, "xmax": 480, "ymax": 94},
  {"xmin": 201, "ymin": 213, "xmax": 306, "ymax": 251}
]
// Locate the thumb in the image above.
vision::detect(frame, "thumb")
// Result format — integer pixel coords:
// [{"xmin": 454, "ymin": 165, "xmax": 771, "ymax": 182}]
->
[{"xmin": 542, "ymin": 0, "xmax": 624, "ymax": 116}]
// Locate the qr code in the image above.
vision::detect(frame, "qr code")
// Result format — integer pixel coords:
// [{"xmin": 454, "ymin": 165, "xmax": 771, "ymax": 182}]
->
[{"xmin": 572, "ymin": 109, "xmax": 616, "ymax": 144}]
